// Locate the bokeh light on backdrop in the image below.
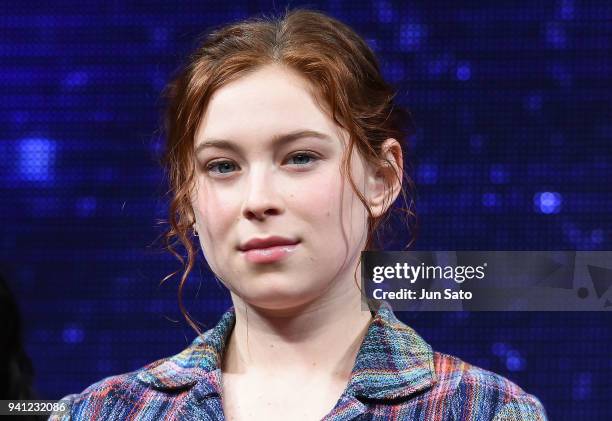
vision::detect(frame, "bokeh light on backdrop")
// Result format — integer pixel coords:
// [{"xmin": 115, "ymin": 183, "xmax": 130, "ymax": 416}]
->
[{"xmin": 1, "ymin": 1, "xmax": 610, "ymax": 419}]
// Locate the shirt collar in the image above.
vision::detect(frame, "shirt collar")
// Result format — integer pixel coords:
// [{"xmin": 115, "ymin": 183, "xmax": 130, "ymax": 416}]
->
[{"xmin": 136, "ymin": 300, "xmax": 437, "ymax": 400}]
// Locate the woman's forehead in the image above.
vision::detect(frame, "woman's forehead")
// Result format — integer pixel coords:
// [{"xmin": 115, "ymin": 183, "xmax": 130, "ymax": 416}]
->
[
  {"xmin": 203, "ymin": 68, "xmax": 322, "ymax": 121},
  {"xmin": 195, "ymin": 65, "xmax": 347, "ymax": 147}
]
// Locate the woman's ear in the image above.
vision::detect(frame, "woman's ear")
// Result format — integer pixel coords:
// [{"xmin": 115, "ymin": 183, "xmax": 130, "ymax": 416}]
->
[{"xmin": 364, "ymin": 138, "xmax": 403, "ymax": 218}]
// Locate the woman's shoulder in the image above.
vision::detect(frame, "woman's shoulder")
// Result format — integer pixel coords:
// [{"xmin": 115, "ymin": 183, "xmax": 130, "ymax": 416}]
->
[
  {"xmin": 48, "ymin": 358, "xmax": 169, "ymax": 421},
  {"xmin": 48, "ymin": 368, "xmax": 142, "ymax": 421},
  {"xmin": 49, "ymin": 310, "xmax": 235, "ymax": 420},
  {"xmin": 431, "ymin": 351, "xmax": 547, "ymax": 420},
  {"xmin": 48, "ymin": 334, "xmax": 219, "ymax": 421}
]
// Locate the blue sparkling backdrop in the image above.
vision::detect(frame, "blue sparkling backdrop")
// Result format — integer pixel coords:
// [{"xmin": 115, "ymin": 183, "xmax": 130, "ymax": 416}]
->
[{"xmin": 1, "ymin": 1, "xmax": 610, "ymax": 419}]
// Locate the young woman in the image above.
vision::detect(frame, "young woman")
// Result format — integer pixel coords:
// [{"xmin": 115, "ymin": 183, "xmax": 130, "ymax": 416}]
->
[{"xmin": 51, "ymin": 8, "xmax": 547, "ymax": 421}]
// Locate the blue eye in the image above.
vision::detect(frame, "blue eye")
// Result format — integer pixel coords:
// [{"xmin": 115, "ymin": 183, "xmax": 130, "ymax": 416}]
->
[
  {"xmin": 288, "ymin": 152, "xmax": 319, "ymax": 166},
  {"xmin": 206, "ymin": 161, "xmax": 236, "ymax": 174},
  {"xmin": 205, "ymin": 152, "xmax": 319, "ymax": 175}
]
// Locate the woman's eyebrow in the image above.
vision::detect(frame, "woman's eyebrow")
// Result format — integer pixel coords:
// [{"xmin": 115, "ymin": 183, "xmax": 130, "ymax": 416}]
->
[{"xmin": 195, "ymin": 129, "xmax": 333, "ymax": 154}]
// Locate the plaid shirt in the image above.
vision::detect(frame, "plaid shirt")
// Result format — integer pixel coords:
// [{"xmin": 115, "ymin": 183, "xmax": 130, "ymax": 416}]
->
[{"xmin": 50, "ymin": 300, "xmax": 547, "ymax": 420}]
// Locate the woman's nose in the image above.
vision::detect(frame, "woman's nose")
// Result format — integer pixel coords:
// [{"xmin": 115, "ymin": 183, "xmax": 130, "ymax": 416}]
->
[{"xmin": 241, "ymin": 167, "xmax": 282, "ymax": 220}]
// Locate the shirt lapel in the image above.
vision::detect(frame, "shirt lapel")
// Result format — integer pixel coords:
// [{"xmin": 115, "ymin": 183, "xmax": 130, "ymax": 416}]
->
[
  {"xmin": 136, "ymin": 300, "xmax": 436, "ymax": 420},
  {"xmin": 136, "ymin": 306, "xmax": 236, "ymax": 391},
  {"xmin": 345, "ymin": 300, "xmax": 437, "ymax": 401}
]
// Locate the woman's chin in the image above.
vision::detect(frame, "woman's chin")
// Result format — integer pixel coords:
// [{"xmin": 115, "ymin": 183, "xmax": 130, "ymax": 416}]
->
[{"xmin": 236, "ymin": 289, "xmax": 321, "ymax": 313}]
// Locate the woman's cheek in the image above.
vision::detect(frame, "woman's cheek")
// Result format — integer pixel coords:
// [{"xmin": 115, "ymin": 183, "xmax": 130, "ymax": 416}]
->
[
  {"xmin": 300, "ymin": 172, "xmax": 342, "ymax": 214},
  {"xmin": 199, "ymin": 182, "xmax": 235, "ymax": 223}
]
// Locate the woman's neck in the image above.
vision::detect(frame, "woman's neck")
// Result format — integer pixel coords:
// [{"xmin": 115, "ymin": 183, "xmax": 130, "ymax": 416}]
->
[{"xmin": 221, "ymin": 290, "xmax": 373, "ymax": 381}]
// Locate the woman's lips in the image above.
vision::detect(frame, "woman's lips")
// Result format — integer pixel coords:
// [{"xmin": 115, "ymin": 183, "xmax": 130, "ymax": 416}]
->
[{"xmin": 240, "ymin": 242, "xmax": 300, "ymax": 264}]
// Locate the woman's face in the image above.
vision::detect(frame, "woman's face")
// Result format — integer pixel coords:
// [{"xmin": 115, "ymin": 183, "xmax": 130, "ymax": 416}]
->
[{"xmin": 191, "ymin": 64, "xmax": 386, "ymax": 311}]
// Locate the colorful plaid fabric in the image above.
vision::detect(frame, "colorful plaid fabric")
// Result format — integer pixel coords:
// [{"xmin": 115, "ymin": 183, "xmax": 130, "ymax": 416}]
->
[{"xmin": 49, "ymin": 300, "xmax": 547, "ymax": 420}]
